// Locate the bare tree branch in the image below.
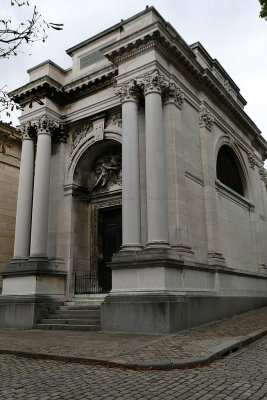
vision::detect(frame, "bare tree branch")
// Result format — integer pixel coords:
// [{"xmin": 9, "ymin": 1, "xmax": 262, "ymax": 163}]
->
[{"xmin": 0, "ymin": 0, "xmax": 63, "ymax": 119}]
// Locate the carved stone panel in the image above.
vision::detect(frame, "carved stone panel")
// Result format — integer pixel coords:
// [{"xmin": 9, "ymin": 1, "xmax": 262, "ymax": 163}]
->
[{"xmin": 90, "ymin": 152, "xmax": 122, "ymax": 193}]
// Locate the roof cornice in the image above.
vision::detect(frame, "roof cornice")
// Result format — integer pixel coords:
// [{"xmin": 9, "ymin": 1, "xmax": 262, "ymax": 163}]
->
[{"xmin": 9, "ymin": 69, "xmax": 118, "ymax": 106}]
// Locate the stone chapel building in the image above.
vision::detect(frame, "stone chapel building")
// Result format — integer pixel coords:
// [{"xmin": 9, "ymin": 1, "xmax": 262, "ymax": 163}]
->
[
  {"xmin": 0, "ymin": 7, "xmax": 266, "ymax": 333},
  {"xmin": 0, "ymin": 122, "xmax": 21, "ymax": 292}
]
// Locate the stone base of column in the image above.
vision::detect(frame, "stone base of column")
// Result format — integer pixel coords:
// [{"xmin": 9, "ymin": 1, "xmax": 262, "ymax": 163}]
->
[
  {"xmin": 101, "ymin": 292, "xmax": 267, "ymax": 334},
  {"xmin": 101, "ymin": 252, "xmax": 267, "ymax": 333},
  {"xmin": 0, "ymin": 294, "xmax": 64, "ymax": 328},
  {"xmin": 111, "ymin": 246, "xmax": 182, "ymax": 265},
  {"xmin": 0, "ymin": 258, "xmax": 67, "ymax": 328},
  {"xmin": 145, "ymin": 241, "xmax": 171, "ymax": 249},
  {"xmin": 120, "ymin": 244, "xmax": 143, "ymax": 252},
  {"xmin": 173, "ymin": 244, "xmax": 196, "ymax": 263},
  {"xmin": 208, "ymin": 252, "xmax": 226, "ymax": 266}
]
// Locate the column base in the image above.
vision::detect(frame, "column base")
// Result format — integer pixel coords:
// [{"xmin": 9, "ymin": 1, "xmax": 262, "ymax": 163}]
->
[
  {"xmin": 101, "ymin": 292, "xmax": 267, "ymax": 334},
  {"xmin": 173, "ymin": 244, "xmax": 196, "ymax": 263},
  {"xmin": 208, "ymin": 252, "xmax": 226, "ymax": 266},
  {"xmin": 120, "ymin": 244, "xmax": 143, "ymax": 252},
  {"xmin": 0, "ymin": 258, "xmax": 67, "ymax": 328},
  {"xmin": 0, "ymin": 294, "xmax": 64, "ymax": 328},
  {"xmin": 145, "ymin": 240, "xmax": 171, "ymax": 249}
]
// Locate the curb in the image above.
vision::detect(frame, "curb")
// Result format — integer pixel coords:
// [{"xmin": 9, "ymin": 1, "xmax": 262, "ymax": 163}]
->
[{"xmin": 0, "ymin": 327, "xmax": 266, "ymax": 370}]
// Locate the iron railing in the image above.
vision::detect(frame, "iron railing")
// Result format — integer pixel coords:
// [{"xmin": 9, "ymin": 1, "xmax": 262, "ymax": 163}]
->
[{"xmin": 74, "ymin": 272, "xmax": 111, "ymax": 294}]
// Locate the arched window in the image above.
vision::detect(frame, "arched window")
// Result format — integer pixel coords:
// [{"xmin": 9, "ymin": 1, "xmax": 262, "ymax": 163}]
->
[{"xmin": 216, "ymin": 145, "xmax": 244, "ymax": 196}]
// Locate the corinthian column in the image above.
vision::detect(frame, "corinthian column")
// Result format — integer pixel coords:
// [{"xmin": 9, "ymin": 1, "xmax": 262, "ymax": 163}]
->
[
  {"xmin": 29, "ymin": 116, "xmax": 57, "ymax": 258},
  {"xmin": 142, "ymin": 70, "xmax": 169, "ymax": 247},
  {"xmin": 115, "ymin": 80, "xmax": 142, "ymax": 250},
  {"xmin": 13, "ymin": 123, "xmax": 35, "ymax": 259}
]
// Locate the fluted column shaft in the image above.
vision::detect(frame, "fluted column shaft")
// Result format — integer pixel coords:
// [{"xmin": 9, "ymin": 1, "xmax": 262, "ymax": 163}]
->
[
  {"xmin": 144, "ymin": 73, "xmax": 169, "ymax": 247},
  {"xmin": 116, "ymin": 81, "xmax": 142, "ymax": 249},
  {"xmin": 30, "ymin": 126, "xmax": 52, "ymax": 258},
  {"xmin": 13, "ymin": 129, "xmax": 35, "ymax": 259}
]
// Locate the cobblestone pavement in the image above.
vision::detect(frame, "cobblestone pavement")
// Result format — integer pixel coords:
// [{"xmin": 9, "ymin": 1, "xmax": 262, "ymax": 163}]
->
[
  {"xmin": 0, "ymin": 307, "xmax": 266, "ymax": 366},
  {"xmin": 0, "ymin": 335, "xmax": 266, "ymax": 399}
]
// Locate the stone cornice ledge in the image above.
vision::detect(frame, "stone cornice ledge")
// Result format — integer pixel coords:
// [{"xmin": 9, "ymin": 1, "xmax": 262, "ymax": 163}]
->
[
  {"xmin": 109, "ymin": 256, "xmax": 267, "ymax": 279},
  {"xmin": 1, "ymin": 259, "xmax": 67, "ymax": 277},
  {"xmin": 9, "ymin": 75, "xmax": 63, "ymax": 99},
  {"xmin": 9, "ymin": 70, "xmax": 118, "ymax": 105},
  {"xmin": 103, "ymin": 24, "xmax": 267, "ymax": 157}
]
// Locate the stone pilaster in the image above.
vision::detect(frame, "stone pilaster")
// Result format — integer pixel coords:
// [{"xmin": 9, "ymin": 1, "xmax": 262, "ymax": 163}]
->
[
  {"xmin": 163, "ymin": 82, "xmax": 195, "ymax": 261},
  {"xmin": 13, "ymin": 123, "xmax": 35, "ymax": 259},
  {"xmin": 199, "ymin": 106, "xmax": 226, "ymax": 266},
  {"xmin": 115, "ymin": 80, "xmax": 142, "ymax": 250}
]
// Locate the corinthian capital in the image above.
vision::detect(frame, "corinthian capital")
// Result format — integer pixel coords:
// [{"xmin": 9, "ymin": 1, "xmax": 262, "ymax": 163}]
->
[
  {"xmin": 20, "ymin": 121, "xmax": 36, "ymax": 140},
  {"xmin": 165, "ymin": 81, "xmax": 184, "ymax": 109},
  {"xmin": 139, "ymin": 69, "xmax": 169, "ymax": 95},
  {"xmin": 32, "ymin": 115, "xmax": 60, "ymax": 136},
  {"xmin": 199, "ymin": 107, "xmax": 214, "ymax": 130},
  {"xmin": 115, "ymin": 79, "xmax": 140, "ymax": 102}
]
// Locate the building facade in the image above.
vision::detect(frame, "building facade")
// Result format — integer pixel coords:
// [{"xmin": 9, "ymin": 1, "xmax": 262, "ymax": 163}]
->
[
  {"xmin": 0, "ymin": 7, "xmax": 267, "ymax": 332},
  {"xmin": 0, "ymin": 122, "xmax": 21, "ymax": 292}
]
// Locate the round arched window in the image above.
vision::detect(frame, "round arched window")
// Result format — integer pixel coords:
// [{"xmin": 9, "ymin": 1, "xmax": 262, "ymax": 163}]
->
[{"xmin": 216, "ymin": 145, "xmax": 244, "ymax": 196}]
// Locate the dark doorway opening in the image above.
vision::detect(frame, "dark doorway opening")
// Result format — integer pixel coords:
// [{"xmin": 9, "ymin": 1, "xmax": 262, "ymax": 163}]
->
[{"xmin": 98, "ymin": 206, "xmax": 122, "ymax": 292}]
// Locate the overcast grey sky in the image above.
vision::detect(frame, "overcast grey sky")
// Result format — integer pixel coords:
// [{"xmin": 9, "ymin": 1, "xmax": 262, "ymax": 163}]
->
[{"xmin": 1, "ymin": 0, "xmax": 266, "ymax": 143}]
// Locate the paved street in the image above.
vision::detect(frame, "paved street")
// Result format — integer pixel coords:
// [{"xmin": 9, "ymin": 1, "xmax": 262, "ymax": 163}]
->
[{"xmin": 0, "ymin": 335, "xmax": 266, "ymax": 400}]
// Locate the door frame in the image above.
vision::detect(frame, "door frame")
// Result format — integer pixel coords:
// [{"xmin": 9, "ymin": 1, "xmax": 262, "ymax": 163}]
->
[{"xmin": 90, "ymin": 194, "xmax": 122, "ymax": 283}]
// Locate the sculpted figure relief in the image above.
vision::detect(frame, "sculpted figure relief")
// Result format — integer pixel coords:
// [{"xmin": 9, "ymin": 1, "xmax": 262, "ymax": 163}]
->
[{"xmin": 92, "ymin": 153, "xmax": 122, "ymax": 190}]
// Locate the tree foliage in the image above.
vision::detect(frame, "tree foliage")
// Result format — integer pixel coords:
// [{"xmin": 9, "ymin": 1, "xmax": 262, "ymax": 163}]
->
[
  {"xmin": 0, "ymin": 0, "xmax": 63, "ymax": 119},
  {"xmin": 259, "ymin": 0, "xmax": 267, "ymax": 19}
]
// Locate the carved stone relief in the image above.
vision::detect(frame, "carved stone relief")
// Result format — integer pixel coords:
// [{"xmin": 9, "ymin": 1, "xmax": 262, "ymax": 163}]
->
[
  {"xmin": 105, "ymin": 112, "xmax": 122, "ymax": 129},
  {"xmin": 90, "ymin": 152, "xmax": 122, "ymax": 192},
  {"xmin": 69, "ymin": 120, "xmax": 93, "ymax": 157}
]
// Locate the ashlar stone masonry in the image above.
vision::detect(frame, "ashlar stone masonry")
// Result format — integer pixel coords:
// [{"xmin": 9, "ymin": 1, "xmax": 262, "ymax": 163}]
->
[{"xmin": 0, "ymin": 7, "xmax": 267, "ymax": 332}]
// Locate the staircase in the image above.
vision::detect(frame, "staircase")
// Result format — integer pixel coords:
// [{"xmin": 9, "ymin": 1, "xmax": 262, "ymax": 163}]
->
[{"xmin": 36, "ymin": 295, "xmax": 106, "ymax": 331}]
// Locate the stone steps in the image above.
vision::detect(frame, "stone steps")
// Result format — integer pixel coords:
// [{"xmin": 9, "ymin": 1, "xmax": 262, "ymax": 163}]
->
[
  {"xmin": 51, "ymin": 310, "xmax": 100, "ymax": 318},
  {"xmin": 35, "ymin": 298, "xmax": 104, "ymax": 331},
  {"xmin": 41, "ymin": 318, "xmax": 101, "ymax": 325},
  {"xmin": 36, "ymin": 323, "xmax": 100, "ymax": 331}
]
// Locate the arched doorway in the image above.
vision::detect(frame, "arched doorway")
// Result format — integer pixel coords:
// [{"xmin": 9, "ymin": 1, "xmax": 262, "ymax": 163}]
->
[{"xmin": 72, "ymin": 139, "xmax": 122, "ymax": 295}]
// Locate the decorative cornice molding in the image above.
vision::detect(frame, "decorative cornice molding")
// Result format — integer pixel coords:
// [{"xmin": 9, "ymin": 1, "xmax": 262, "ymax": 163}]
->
[
  {"xmin": 10, "ymin": 70, "xmax": 117, "ymax": 107},
  {"xmin": 199, "ymin": 107, "xmax": 214, "ymax": 130}
]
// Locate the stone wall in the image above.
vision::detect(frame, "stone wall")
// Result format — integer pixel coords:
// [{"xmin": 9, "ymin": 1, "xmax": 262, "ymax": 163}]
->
[{"xmin": 0, "ymin": 123, "xmax": 21, "ymax": 292}]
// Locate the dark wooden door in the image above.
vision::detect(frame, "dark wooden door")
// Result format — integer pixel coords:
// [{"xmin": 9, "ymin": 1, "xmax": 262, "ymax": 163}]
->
[{"xmin": 98, "ymin": 207, "xmax": 122, "ymax": 292}]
